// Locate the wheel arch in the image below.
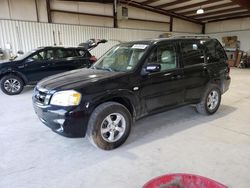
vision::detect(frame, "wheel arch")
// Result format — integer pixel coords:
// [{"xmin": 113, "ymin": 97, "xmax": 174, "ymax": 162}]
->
[
  {"xmin": 91, "ymin": 94, "xmax": 137, "ymax": 120},
  {"xmin": 0, "ymin": 71, "xmax": 28, "ymax": 85}
]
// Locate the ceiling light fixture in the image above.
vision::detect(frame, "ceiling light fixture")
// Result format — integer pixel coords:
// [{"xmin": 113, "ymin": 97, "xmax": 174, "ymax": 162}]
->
[{"xmin": 196, "ymin": 7, "xmax": 204, "ymax": 14}]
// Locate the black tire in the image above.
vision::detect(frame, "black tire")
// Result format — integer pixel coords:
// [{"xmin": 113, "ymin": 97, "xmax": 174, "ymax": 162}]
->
[
  {"xmin": 87, "ymin": 102, "xmax": 132, "ymax": 150},
  {"xmin": 196, "ymin": 84, "xmax": 221, "ymax": 115},
  {"xmin": 0, "ymin": 74, "xmax": 24, "ymax": 95}
]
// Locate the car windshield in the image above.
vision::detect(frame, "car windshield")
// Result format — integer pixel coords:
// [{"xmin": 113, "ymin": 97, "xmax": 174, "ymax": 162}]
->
[
  {"xmin": 92, "ymin": 43, "xmax": 149, "ymax": 72},
  {"xmin": 15, "ymin": 50, "xmax": 37, "ymax": 61}
]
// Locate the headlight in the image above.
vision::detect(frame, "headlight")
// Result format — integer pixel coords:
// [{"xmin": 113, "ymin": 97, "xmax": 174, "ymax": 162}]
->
[{"xmin": 50, "ymin": 90, "xmax": 81, "ymax": 106}]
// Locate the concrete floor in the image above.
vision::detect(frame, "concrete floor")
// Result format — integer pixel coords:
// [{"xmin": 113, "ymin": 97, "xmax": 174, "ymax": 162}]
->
[{"xmin": 0, "ymin": 68, "xmax": 250, "ymax": 188}]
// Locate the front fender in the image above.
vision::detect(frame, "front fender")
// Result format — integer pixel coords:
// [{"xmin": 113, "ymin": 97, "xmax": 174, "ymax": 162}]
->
[
  {"xmin": 0, "ymin": 68, "xmax": 28, "ymax": 84},
  {"xmin": 88, "ymin": 89, "xmax": 141, "ymax": 119}
]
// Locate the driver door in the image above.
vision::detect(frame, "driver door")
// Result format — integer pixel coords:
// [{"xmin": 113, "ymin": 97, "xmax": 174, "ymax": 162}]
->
[
  {"xmin": 139, "ymin": 42, "xmax": 185, "ymax": 113},
  {"xmin": 23, "ymin": 49, "xmax": 54, "ymax": 83}
]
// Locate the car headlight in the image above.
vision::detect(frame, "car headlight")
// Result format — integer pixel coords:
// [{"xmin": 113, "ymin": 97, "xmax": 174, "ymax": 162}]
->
[{"xmin": 50, "ymin": 90, "xmax": 81, "ymax": 106}]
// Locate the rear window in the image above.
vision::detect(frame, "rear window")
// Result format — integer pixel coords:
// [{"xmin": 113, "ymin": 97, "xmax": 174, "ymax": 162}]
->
[
  {"xmin": 181, "ymin": 40, "xmax": 205, "ymax": 66},
  {"xmin": 203, "ymin": 39, "xmax": 227, "ymax": 62}
]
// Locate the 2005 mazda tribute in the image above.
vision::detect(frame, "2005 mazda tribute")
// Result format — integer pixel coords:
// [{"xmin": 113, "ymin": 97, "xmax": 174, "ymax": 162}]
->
[{"xmin": 33, "ymin": 37, "xmax": 231, "ymax": 150}]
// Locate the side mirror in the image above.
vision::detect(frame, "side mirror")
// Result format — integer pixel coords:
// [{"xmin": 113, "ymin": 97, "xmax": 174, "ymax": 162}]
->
[{"xmin": 145, "ymin": 64, "xmax": 161, "ymax": 73}]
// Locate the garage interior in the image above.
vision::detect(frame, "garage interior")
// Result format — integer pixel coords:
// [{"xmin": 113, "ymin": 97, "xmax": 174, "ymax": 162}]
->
[{"xmin": 0, "ymin": 0, "xmax": 250, "ymax": 188}]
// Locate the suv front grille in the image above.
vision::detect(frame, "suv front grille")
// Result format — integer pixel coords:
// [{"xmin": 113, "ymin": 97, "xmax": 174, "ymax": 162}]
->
[{"xmin": 33, "ymin": 87, "xmax": 51, "ymax": 105}]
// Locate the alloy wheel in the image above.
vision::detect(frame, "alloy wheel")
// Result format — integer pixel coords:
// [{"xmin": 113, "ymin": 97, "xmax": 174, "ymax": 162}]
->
[
  {"xmin": 100, "ymin": 113, "xmax": 126, "ymax": 143},
  {"xmin": 4, "ymin": 79, "xmax": 21, "ymax": 93},
  {"xmin": 207, "ymin": 90, "xmax": 219, "ymax": 111}
]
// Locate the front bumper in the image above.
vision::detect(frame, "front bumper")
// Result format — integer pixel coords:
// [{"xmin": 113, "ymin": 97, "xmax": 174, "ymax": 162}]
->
[{"xmin": 33, "ymin": 99, "xmax": 90, "ymax": 138}]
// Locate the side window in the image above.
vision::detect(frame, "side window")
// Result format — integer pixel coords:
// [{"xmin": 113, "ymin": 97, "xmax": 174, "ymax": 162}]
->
[
  {"xmin": 55, "ymin": 49, "xmax": 65, "ymax": 59},
  {"xmin": 64, "ymin": 49, "xmax": 76, "ymax": 58},
  {"xmin": 45, "ymin": 49, "xmax": 54, "ymax": 60},
  {"xmin": 76, "ymin": 49, "xmax": 88, "ymax": 57},
  {"xmin": 204, "ymin": 39, "xmax": 227, "ymax": 62},
  {"xmin": 147, "ymin": 44, "xmax": 177, "ymax": 71},
  {"xmin": 181, "ymin": 41, "xmax": 205, "ymax": 66},
  {"xmin": 30, "ymin": 51, "xmax": 45, "ymax": 61}
]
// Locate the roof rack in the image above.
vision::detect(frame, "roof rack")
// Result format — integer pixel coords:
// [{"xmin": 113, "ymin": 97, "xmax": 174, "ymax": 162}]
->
[{"xmin": 171, "ymin": 35, "xmax": 210, "ymax": 39}]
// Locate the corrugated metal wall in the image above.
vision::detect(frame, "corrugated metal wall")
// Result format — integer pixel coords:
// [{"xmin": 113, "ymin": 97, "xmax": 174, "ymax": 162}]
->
[{"xmin": 0, "ymin": 20, "xmax": 163, "ymax": 58}]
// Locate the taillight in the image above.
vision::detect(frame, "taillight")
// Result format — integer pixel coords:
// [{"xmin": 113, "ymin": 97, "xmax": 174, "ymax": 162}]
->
[{"xmin": 89, "ymin": 56, "xmax": 97, "ymax": 63}]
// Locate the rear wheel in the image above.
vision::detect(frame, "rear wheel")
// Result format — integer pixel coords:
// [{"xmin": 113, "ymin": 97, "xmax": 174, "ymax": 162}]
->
[
  {"xmin": 196, "ymin": 84, "xmax": 221, "ymax": 115},
  {"xmin": 87, "ymin": 102, "xmax": 132, "ymax": 150},
  {"xmin": 0, "ymin": 74, "xmax": 24, "ymax": 95}
]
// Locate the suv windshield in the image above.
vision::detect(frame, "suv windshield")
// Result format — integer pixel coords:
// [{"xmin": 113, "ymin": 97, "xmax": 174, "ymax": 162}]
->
[{"xmin": 92, "ymin": 43, "xmax": 148, "ymax": 72}]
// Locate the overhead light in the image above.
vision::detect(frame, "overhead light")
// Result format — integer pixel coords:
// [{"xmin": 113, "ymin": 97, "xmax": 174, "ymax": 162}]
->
[{"xmin": 196, "ymin": 7, "xmax": 204, "ymax": 14}]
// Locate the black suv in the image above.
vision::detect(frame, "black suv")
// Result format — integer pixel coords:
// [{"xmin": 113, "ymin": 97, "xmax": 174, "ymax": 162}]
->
[
  {"xmin": 33, "ymin": 37, "xmax": 231, "ymax": 150},
  {"xmin": 0, "ymin": 46, "xmax": 96, "ymax": 95}
]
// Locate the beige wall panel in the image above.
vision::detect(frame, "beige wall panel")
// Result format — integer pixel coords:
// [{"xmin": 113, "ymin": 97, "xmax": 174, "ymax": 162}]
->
[
  {"xmin": 206, "ymin": 17, "xmax": 250, "ymax": 33},
  {"xmin": 52, "ymin": 12, "xmax": 79, "ymax": 25},
  {"xmin": 78, "ymin": 2, "xmax": 112, "ymax": 16},
  {"xmin": 127, "ymin": 6, "xmax": 170, "ymax": 22},
  {"xmin": 173, "ymin": 18, "xmax": 202, "ymax": 33},
  {"xmin": 79, "ymin": 15, "xmax": 113, "ymax": 27},
  {"xmin": 50, "ymin": 0, "xmax": 78, "ymax": 12},
  {"xmin": 50, "ymin": 0, "xmax": 113, "ymax": 16},
  {"xmin": 9, "ymin": 0, "xmax": 37, "ymax": 21},
  {"xmin": 52, "ymin": 12, "xmax": 113, "ymax": 27},
  {"xmin": 0, "ymin": 0, "xmax": 10, "ymax": 19},
  {"xmin": 119, "ymin": 20, "xmax": 169, "ymax": 31}
]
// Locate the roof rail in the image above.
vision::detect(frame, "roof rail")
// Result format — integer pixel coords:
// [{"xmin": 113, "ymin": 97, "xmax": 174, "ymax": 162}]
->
[{"xmin": 171, "ymin": 35, "xmax": 210, "ymax": 39}]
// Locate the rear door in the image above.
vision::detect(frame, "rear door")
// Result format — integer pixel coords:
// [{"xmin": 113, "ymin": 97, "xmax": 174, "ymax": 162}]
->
[
  {"xmin": 139, "ymin": 42, "xmax": 185, "ymax": 113},
  {"xmin": 50, "ymin": 48, "xmax": 80, "ymax": 75},
  {"xmin": 180, "ymin": 39, "xmax": 210, "ymax": 102}
]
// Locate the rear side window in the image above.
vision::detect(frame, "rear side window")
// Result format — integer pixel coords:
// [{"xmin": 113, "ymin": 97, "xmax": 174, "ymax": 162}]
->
[
  {"xmin": 55, "ymin": 49, "xmax": 77, "ymax": 59},
  {"xmin": 204, "ymin": 39, "xmax": 227, "ymax": 62},
  {"xmin": 76, "ymin": 49, "xmax": 89, "ymax": 57},
  {"xmin": 181, "ymin": 41, "xmax": 205, "ymax": 66}
]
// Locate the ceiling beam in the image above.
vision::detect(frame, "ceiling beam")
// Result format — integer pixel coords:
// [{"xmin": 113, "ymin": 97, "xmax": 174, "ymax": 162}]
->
[
  {"xmin": 141, "ymin": 0, "xmax": 160, "ymax": 5},
  {"xmin": 191, "ymin": 7, "xmax": 247, "ymax": 18},
  {"xmin": 199, "ymin": 11, "xmax": 250, "ymax": 21},
  {"xmin": 207, "ymin": 14, "xmax": 250, "ymax": 22},
  {"xmin": 167, "ymin": 0, "xmax": 222, "ymax": 12},
  {"xmin": 120, "ymin": 0, "xmax": 202, "ymax": 24},
  {"xmin": 180, "ymin": 2, "xmax": 236, "ymax": 15},
  {"xmin": 231, "ymin": 0, "xmax": 250, "ymax": 10},
  {"xmin": 156, "ymin": 0, "xmax": 192, "ymax": 9}
]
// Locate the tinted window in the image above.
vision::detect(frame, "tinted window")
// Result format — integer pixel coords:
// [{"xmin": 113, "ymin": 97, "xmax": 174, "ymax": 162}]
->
[
  {"xmin": 181, "ymin": 41, "xmax": 205, "ymax": 66},
  {"xmin": 54, "ymin": 49, "xmax": 76, "ymax": 59},
  {"xmin": 30, "ymin": 51, "xmax": 45, "ymax": 61},
  {"xmin": 45, "ymin": 49, "xmax": 54, "ymax": 60},
  {"xmin": 76, "ymin": 49, "xmax": 88, "ymax": 57},
  {"xmin": 204, "ymin": 39, "xmax": 227, "ymax": 62},
  {"xmin": 64, "ymin": 49, "xmax": 76, "ymax": 58},
  {"xmin": 147, "ymin": 44, "xmax": 177, "ymax": 71}
]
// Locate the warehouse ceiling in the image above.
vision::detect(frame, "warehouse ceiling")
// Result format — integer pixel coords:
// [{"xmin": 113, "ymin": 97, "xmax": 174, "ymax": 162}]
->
[{"xmin": 61, "ymin": 0, "xmax": 250, "ymax": 23}]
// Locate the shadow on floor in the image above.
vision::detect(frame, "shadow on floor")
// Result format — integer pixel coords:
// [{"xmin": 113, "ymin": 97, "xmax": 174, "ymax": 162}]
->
[{"xmin": 123, "ymin": 104, "xmax": 236, "ymax": 150}]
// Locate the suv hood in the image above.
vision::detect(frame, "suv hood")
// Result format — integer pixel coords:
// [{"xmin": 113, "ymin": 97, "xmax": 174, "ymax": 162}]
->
[
  {"xmin": 0, "ymin": 59, "xmax": 16, "ymax": 65},
  {"xmin": 37, "ymin": 68, "xmax": 122, "ymax": 91}
]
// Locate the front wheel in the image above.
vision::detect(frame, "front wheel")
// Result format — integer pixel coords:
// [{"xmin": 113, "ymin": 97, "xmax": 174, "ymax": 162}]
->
[
  {"xmin": 0, "ymin": 74, "xmax": 24, "ymax": 95},
  {"xmin": 196, "ymin": 85, "xmax": 221, "ymax": 115},
  {"xmin": 87, "ymin": 102, "xmax": 132, "ymax": 150}
]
